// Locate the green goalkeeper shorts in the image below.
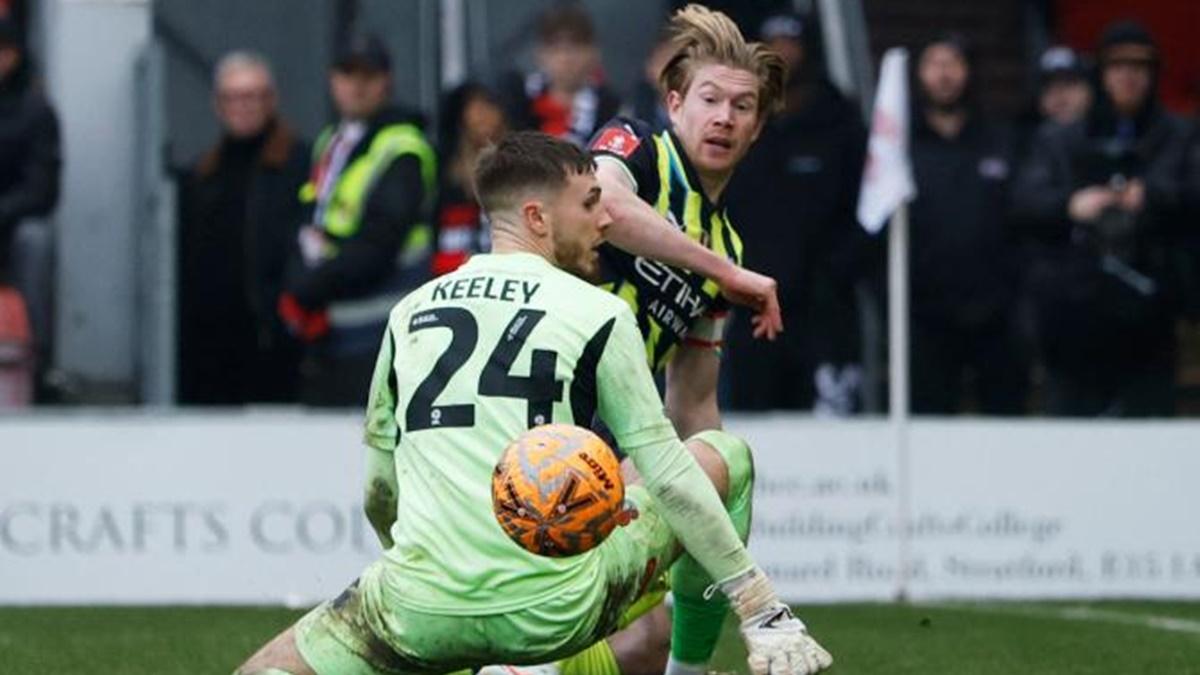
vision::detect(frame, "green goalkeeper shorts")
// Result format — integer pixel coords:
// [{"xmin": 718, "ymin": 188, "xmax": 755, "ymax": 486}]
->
[{"xmin": 295, "ymin": 485, "xmax": 676, "ymax": 674}]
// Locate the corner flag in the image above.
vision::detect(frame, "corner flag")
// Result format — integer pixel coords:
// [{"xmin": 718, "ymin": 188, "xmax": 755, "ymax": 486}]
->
[{"xmin": 857, "ymin": 48, "xmax": 915, "ymax": 234}]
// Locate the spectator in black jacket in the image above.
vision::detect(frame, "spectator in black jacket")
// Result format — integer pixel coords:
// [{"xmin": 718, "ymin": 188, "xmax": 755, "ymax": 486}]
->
[
  {"xmin": 0, "ymin": 16, "xmax": 58, "ymax": 284},
  {"xmin": 724, "ymin": 12, "xmax": 874, "ymax": 413},
  {"xmin": 499, "ymin": 3, "xmax": 620, "ymax": 147},
  {"xmin": 0, "ymin": 17, "xmax": 59, "ymax": 403},
  {"xmin": 1012, "ymin": 22, "xmax": 1200, "ymax": 416},
  {"xmin": 907, "ymin": 34, "xmax": 1028, "ymax": 415},
  {"xmin": 178, "ymin": 51, "xmax": 308, "ymax": 405}
]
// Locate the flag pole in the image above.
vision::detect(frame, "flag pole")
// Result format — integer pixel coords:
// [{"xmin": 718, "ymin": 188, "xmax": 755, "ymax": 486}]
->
[
  {"xmin": 889, "ymin": 202, "xmax": 911, "ymax": 601},
  {"xmin": 855, "ymin": 47, "xmax": 914, "ymax": 601}
]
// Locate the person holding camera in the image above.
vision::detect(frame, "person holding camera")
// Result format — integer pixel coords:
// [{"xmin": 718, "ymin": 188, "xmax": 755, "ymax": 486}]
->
[{"xmin": 1012, "ymin": 21, "xmax": 1200, "ymax": 416}]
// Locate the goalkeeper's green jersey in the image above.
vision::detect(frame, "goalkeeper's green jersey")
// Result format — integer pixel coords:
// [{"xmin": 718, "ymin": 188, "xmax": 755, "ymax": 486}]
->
[{"xmin": 363, "ymin": 252, "xmax": 752, "ymax": 615}]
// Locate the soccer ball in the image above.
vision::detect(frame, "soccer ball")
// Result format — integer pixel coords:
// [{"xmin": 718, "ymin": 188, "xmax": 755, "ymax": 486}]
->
[{"xmin": 491, "ymin": 424, "xmax": 625, "ymax": 557}]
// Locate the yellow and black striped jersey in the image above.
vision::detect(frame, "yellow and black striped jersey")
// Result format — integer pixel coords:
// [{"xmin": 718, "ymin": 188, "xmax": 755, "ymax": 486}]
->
[{"xmin": 589, "ymin": 116, "xmax": 744, "ymax": 371}]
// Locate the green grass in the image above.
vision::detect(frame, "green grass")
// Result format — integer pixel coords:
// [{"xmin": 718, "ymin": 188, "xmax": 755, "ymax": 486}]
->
[
  {"xmin": 710, "ymin": 601, "xmax": 1200, "ymax": 674},
  {"xmin": 0, "ymin": 602, "xmax": 1198, "ymax": 674},
  {"xmin": 0, "ymin": 606, "xmax": 303, "ymax": 674}
]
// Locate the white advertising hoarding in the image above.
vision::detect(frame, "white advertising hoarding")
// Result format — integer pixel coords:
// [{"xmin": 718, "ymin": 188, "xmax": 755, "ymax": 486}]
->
[
  {"xmin": 732, "ymin": 417, "xmax": 1200, "ymax": 602},
  {"xmin": 1, "ymin": 413, "xmax": 377, "ymax": 605},
  {"xmin": 905, "ymin": 422, "xmax": 1200, "ymax": 599},
  {"xmin": 732, "ymin": 417, "xmax": 900, "ymax": 602},
  {"xmin": 2, "ymin": 413, "xmax": 1199, "ymax": 604}
]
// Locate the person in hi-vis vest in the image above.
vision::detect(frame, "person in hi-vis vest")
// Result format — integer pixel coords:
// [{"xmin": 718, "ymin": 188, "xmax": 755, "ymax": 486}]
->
[{"xmin": 279, "ymin": 33, "xmax": 436, "ymax": 407}]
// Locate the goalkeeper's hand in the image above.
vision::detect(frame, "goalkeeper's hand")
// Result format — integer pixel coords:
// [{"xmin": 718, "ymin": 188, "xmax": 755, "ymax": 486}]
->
[
  {"xmin": 739, "ymin": 602, "xmax": 833, "ymax": 675},
  {"xmin": 720, "ymin": 567, "xmax": 834, "ymax": 675}
]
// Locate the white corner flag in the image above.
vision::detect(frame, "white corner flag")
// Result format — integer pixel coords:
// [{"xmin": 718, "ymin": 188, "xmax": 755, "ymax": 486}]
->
[{"xmin": 857, "ymin": 48, "xmax": 916, "ymax": 234}]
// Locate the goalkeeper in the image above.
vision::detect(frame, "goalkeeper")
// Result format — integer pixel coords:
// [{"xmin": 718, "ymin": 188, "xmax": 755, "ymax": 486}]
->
[{"xmin": 234, "ymin": 132, "xmax": 830, "ymax": 675}]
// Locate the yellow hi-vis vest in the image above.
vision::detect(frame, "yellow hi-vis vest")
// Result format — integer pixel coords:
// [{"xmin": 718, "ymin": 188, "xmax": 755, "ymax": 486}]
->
[
  {"xmin": 299, "ymin": 122, "xmax": 437, "ymax": 330},
  {"xmin": 300, "ymin": 122, "xmax": 436, "ymax": 258}
]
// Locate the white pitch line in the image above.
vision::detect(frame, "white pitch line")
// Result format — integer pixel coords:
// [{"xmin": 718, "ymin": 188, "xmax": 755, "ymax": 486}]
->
[{"xmin": 921, "ymin": 602, "xmax": 1200, "ymax": 636}]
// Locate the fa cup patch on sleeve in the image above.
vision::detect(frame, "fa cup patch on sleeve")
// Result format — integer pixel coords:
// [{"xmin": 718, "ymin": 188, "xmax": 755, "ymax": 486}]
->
[{"xmin": 592, "ymin": 126, "xmax": 641, "ymax": 158}]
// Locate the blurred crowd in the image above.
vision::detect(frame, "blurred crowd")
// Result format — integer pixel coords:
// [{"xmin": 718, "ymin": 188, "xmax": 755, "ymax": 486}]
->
[
  {"xmin": 897, "ymin": 20, "xmax": 1200, "ymax": 418},
  {"xmin": 1, "ymin": 2, "xmax": 1198, "ymax": 417}
]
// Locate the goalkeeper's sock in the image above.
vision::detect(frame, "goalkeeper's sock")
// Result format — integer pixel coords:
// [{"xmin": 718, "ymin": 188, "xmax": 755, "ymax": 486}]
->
[
  {"xmin": 669, "ymin": 430, "xmax": 755, "ymax": 667},
  {"xmin": 668, "ymin": 583, "xmax": 729, "ymax": 665},
  {"xmin": 557, "ymin": 639, "xmax": 619, "ymax": 675}
]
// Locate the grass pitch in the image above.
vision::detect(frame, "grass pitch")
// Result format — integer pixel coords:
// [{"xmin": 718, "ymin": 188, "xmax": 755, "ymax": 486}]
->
[{"xmin": 1, "ymin": 601, "xmax": 1198, "ymax": 674}]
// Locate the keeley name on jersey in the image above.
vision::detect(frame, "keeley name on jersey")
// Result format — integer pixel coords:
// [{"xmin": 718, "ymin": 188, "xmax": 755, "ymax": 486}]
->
[{"xmin": 430, "ymin": 274, "xmax": 542, "ymax": 305}]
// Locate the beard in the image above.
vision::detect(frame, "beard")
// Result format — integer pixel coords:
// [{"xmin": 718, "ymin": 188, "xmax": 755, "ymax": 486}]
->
[
  {"xmin": 553, "ymin": 233, "xmax": 600, "ymax": 283},
  {"xmin": 922, "ymin": 86, "xmax": 966, "ymax": 115},
  {"xmin": 928, "ymin": 98, "xmax": 964, "ymax": 115}
]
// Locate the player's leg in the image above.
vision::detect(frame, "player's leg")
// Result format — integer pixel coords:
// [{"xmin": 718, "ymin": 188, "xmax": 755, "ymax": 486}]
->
[
  {"xmin": 548, "ymin": 430, "xmax": 750, "ymax": 675},
  {"xmin": 235, "ymin": 624, "xmax": 316, "ymax": 675},
  {"xmin": 239, "ymin": 574, "xmax": 435, "ymax": 675},
  {"xmin": 665, "ymin": 429, "xmax": 754, "ymax": 674},
  {"xmin": 603, "ymin": 602, "xmax": 672, "ymax": 675},
  {"xmin": 234, "ymin": 593, "xmax": 381, "ymax": 675},
  {"xmin": 579, "ymin": 435, "xmax": 731, "ymax": 674},
  {"xmin": 479, "ymin": 473, "xmax": 680, "ymax": 675},
  {"xmin": 508, "ymin": 573, "xmax": 668, "ymax": 675}
]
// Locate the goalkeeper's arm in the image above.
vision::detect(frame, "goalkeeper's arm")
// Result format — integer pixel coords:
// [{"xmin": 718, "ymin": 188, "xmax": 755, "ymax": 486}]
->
[
  {"xmin": 362, "ymin": 323, "xmax": 401, "ymax": 550},
  {"xmin": 363, "ymin": 444, "xmax": 397, "ymax": 549}
]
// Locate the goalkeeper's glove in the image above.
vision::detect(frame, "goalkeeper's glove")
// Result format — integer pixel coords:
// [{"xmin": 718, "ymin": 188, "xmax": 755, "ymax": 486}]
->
[{"xmin": 719, "ymin": 567, "xmax": 834, "ymax": 675}]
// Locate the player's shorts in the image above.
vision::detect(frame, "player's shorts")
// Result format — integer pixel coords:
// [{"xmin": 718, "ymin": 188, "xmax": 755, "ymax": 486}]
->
[{"xmin": 294, "ymin": 485, "xmax": 677, "ymax": 674}]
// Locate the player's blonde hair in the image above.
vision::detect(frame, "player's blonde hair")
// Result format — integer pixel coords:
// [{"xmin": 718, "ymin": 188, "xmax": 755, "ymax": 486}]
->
[{"xmin": 658, "ymin": 4, "xmax": 788, "ymax": 119}]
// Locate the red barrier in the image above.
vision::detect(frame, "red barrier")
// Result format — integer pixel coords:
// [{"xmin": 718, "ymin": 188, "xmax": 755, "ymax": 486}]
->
[{"xmin": 0, "ymin": 286, "xmax": 33, "ymax": 407}]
